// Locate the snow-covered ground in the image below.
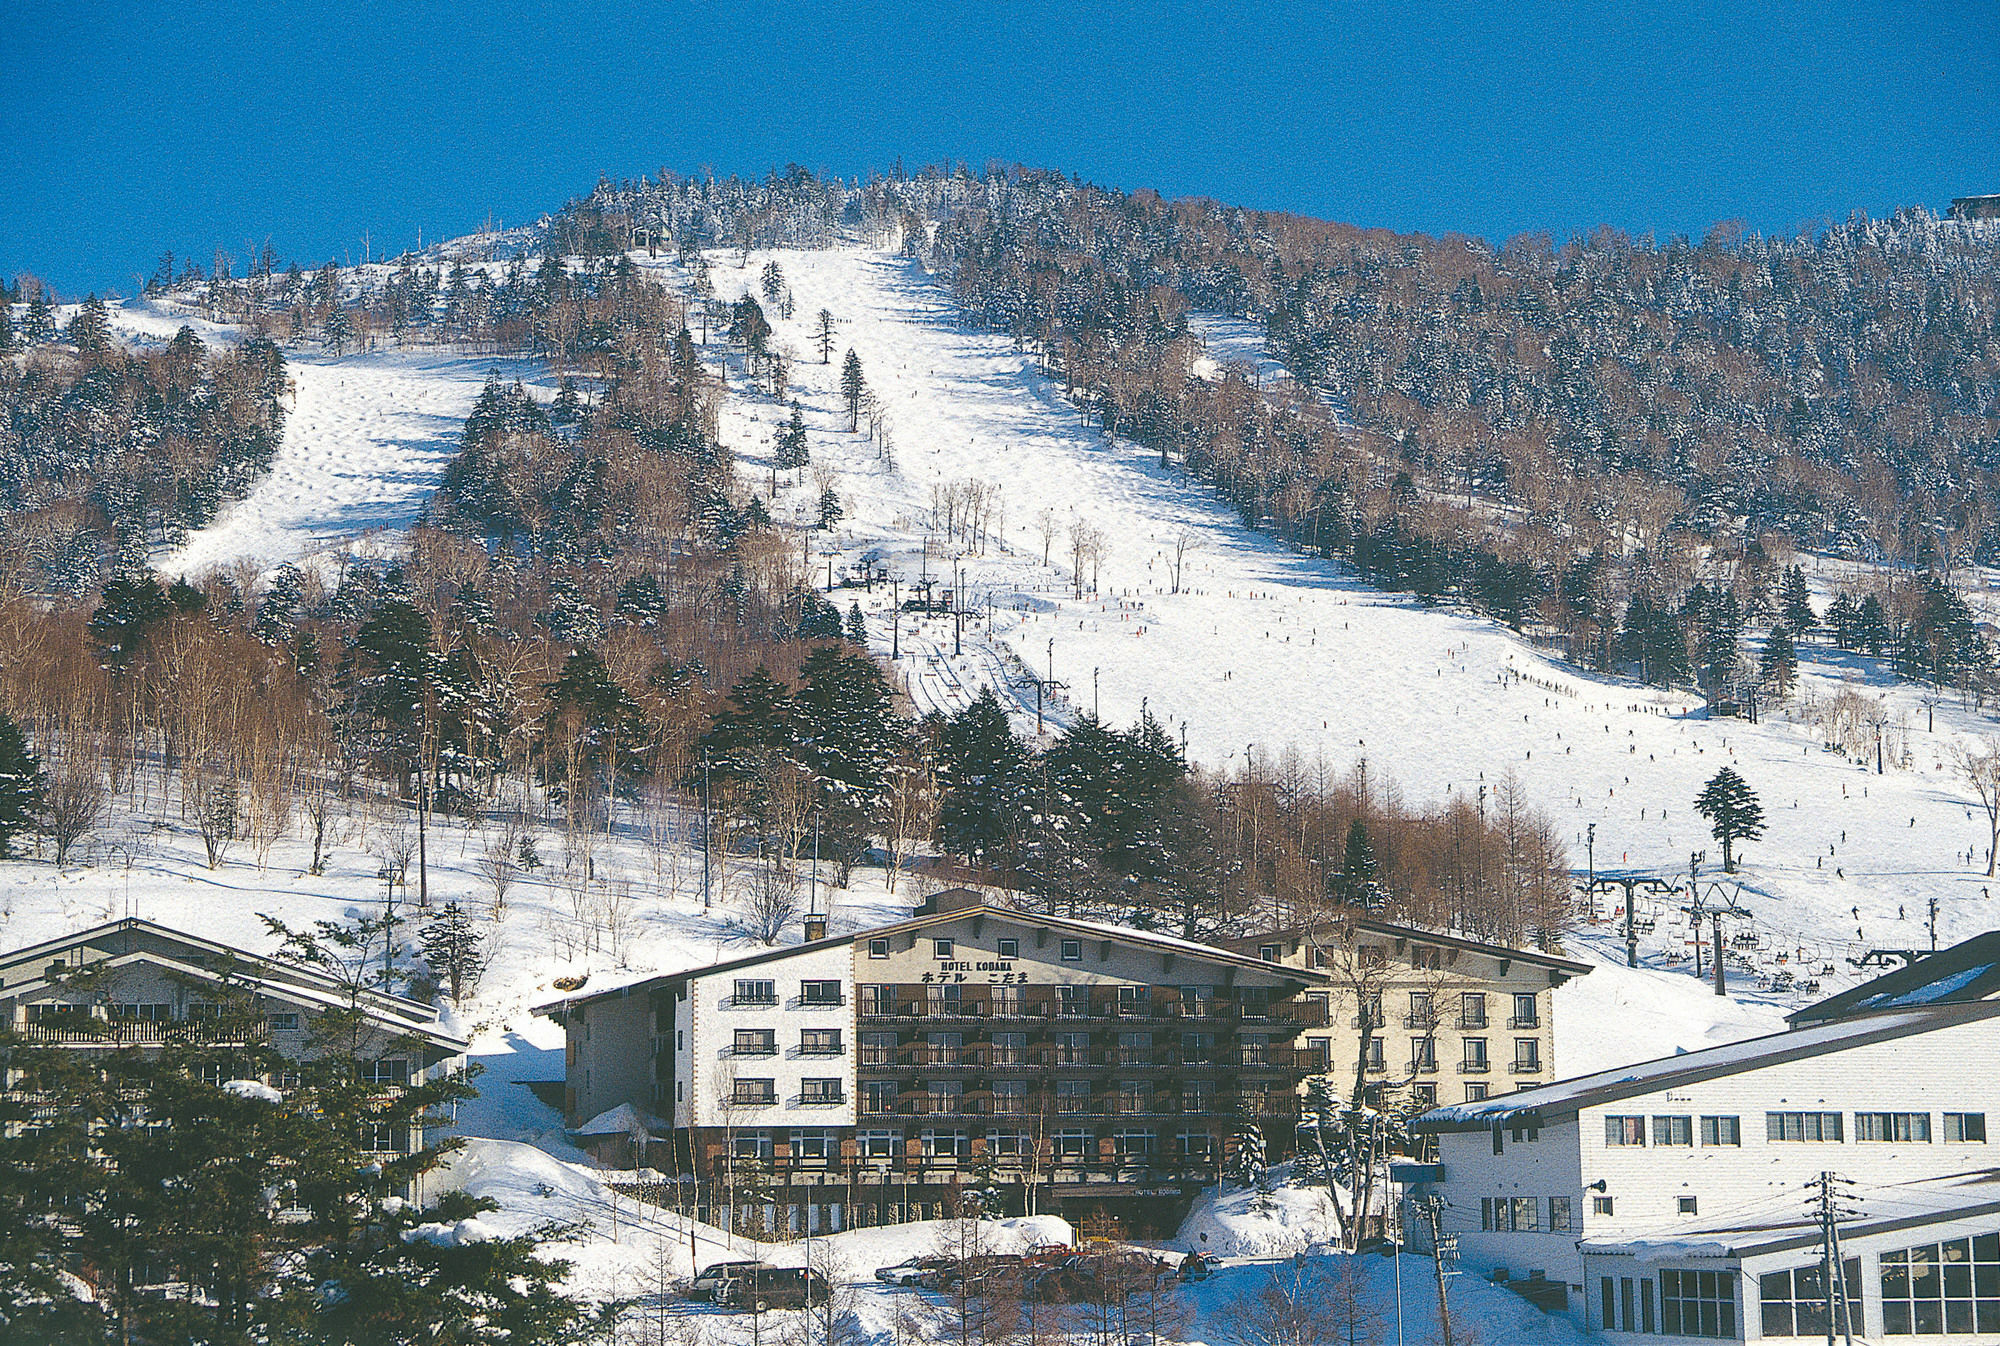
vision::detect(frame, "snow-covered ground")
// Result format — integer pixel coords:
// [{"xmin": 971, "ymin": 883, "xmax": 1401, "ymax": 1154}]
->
[
  {"xmin": 669, "ymin": 245, "xmax": 2000, "ymax": 1024},
  {"xmin": 104, "ymin": 295, "xmax": 550, "ymax": 581}
]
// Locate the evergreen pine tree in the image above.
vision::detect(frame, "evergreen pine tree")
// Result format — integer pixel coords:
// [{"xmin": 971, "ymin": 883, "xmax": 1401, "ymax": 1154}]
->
[
  {"xmin": 845, "ymin": 602, "xmax": 868, "ymax": 646},
  {"xmin": 1759, "ymin": 625, "xmax": 1798, "ymax": 697},
  {"xmin": 22, "ymin": 291, "xmax": 55, "ymax": 345},
  {"xmin": 840, "ymin": 349, "xmax": 866, "ymax": 429},
  {"xmin": 1826, "ymin": 591, "xmax": 1861, "ymax": 648},
  {"xmin": 1225, "ymin": 1097, "xmax": 1269, "ymax": 1189},
  {"xmin": 1694, "ymin": 766, "xmax": 1766, "ymax": 872},
  {"xmin": 818, "ymin": 486, "xmax": 843, "ymax": 530},
  {"xmin": 1331, "ymin": 818, "xmax": 1379, "ymax": 905},
  {"xmin": 324, "ymin": 306, "xmax": 355, "ymax": 356},
  {"xmin": 760, "ymin": 260, "xmax": 785, "ymax": 305},
  {"xmin": 0, "ymin": 299, "xmax": 16, "ymax": 355},
  {"xmin": 418, "ymin": 901, "xmax": 486, "ymax": 1004},
  {"xmin": 65, "ymin": 295, "xmax": 111, "ymax": 357},
  {"xmin": 775, "ymin": 401, "xmax": 810, "ymax": 472},
  {"xmin": 0, "ymin": 713, "xmax": 48, "ymax": 859},
  {"xmin": 814, "ymin": 308, "xmax": 837, "ymax": 363},
  {"xmin": 937, "ymin": 687, "xmax": 1027, "ymax": 866},
  {"xmin": 1780, "ymin": 566, "xmax": 1817, "ymax": 638}
]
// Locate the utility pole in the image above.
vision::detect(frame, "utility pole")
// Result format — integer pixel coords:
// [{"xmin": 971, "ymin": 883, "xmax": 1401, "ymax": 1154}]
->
[
  {"xmin": 891, "ymin": 580, "xmax": 901, "ymax": 659},
  {"xmin": 1712, "ymin": 910, "xmax": 1727, "ymax": 996},
  {"xmin": 1929, "ymin": 896, "xmax": 1939, "ymax": 953},
  {"xmin": 1093, "ymin": 666, "xmax": 1100, "ymax": 720},
  {"xmin": 1810, "ymin": 1170, "xmax": 1859, "ymax": 1346},
  {"xmin": 953, "ymin": 556, "xmax": 963, "ymax": 657},
  {"xmin": 1586, "ymin": 823, "xmax": 1597, "ymax": 922},
  {"xmin": 1418, "ymin": 1196, "xmax": 1456, "ymax": 1346},
  {"xmin": 1625, "ymin": 876, "xmax": 1639, "ymax": 969},
  {"xmin": 702, "ymin": 759, "xmax": 713, "ymax": 912}
]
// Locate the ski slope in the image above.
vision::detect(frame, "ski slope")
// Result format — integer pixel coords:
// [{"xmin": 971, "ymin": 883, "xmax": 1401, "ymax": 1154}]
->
[
  {"xmin": 677, "ymin": 245, "xmax": 2000, "ymax": 1017},
  {"xmin": 105, "ymin": 296, "xmax": 546, "ymax": 580}
]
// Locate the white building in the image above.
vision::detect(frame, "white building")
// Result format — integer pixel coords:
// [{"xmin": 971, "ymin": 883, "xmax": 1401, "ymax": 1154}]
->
[{"xmin": 1411, "ymin": 932, "xmax": 2000, "ymax": 1341}]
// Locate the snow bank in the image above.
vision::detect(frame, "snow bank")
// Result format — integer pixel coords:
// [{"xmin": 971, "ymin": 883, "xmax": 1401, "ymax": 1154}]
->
[
  {"xmin": 403, "ymin": 1217, "xmax": 499, "ymax": 1246},
  {"xmin": 1176, "ymin": 1172, "xmax": 1339, "ymax": 1258},
  {"xmin": 222, "ymin": 1079, "xmax": 283, "ymax": 1104}
]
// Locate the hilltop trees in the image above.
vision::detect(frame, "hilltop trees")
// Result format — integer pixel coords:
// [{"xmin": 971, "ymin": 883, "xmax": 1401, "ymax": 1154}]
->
[
  {"xmin": 840, "ymin": 349, "xmax": 866, "ymax": 429},
  {"xmin": 1694, "ymin": 767, "xmax": 1766, "ymax": 872},
  {"xmin": 0, "ymin": 713, "xmax": 46, "ymax": 858}
]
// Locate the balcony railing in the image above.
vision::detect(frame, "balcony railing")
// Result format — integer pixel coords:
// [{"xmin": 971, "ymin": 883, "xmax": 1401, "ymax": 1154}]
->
[
  {"xmin": 858, "ymin": 991, "xmax": 1328, "ymax": 1027},
  {"xmin": 17, "ymin": 1018, "xmax": 270, "ymax": 1046},
  {"xmin": 1409, "ymin": 1059, "xmax": 1440, "ymax": 1075},
  {"xmin": 1404, "ymin": 1013, "xmax": 1438, "ymax": 1030},
  {"xmin": 1509, "ymin": 1015, "xmax": 1541, "ymax": 1030},
  {"xmin": 1458, "ymin": 1060, "xmax": 1491, "ymax": 1074},
  {"xmin": 1509, "ymin": 1059, "xmax": 1543, "ymax": 1074},
  {"xmin": 796, "ymin": 1090, "xmax": 846, "ymax": 1106},
  {"xmin": 1458, "ymin": 1015, "xmax": 1489, "ymax": 1030}
]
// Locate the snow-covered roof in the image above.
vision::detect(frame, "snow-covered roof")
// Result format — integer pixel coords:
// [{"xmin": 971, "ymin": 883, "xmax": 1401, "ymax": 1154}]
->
[
  {"xmin": 1415, "ymin": 1000, "xmax": 2000, "ymax": 1131},
  {"xmin": 571, "ymin": 1102, "xmax": 654, "ymax": 1138},
  {"xmin": 1790, "ymin": 930, "xmax": 2000, "ymax": 1027},
  {"xmin": 533, "ymin": 899, "xmax": 1327, "ymax": 1017},
  {"xmin": 1229, "ymin": 918, "xmax": 1593, "ymax": 976},
  {"xmin": 0, "ymin": 919, "xmax": 467, "ymax": 1052},
  {"xmin": 1580, "ymin": 1168, "xmax": 2000, "ymax": 1261}
]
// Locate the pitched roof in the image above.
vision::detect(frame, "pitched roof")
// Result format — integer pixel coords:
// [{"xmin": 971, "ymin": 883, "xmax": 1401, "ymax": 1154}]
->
[
  {"xmin": 1789, "ymin": 930, "xmax": 2000, "ymax": 1027},
  {"xmin": 0, "ymin": 917, "xmax": 465, "ymax": 1051},
  {"xmin": 1231, "ymin": 918, "xmax": 1593, "ymax": 976},
  {"xmin": 1414, "ymin": 999, "xmax": 2000, "ymax": 1132},
  {"xmin": 532, "ymin": 901, "xmax": 1327, "ymax": 1016}
]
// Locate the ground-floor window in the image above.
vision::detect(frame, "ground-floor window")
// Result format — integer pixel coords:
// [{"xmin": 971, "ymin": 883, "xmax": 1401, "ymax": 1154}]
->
[
  {"xmin": 1600, "ymin": 1275, "xmax": 1654, "ymax": 1334},
  {"xmin": 1759, "ymin": 1260, "xmax": 1860, "ymax": 1339},
  {"xmin": 1881, "ymin": 1233, "xmax": 2000, "ymax": 1335},
  {"xmin": 1660, "ymin": 1268, "xmax": 1736, "ymax": 1338}
]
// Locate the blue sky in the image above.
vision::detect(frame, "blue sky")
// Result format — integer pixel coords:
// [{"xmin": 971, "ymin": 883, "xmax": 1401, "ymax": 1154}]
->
[{"xmin": 4, "ymin": 0, "xmax": 1996, "ymax": 296}]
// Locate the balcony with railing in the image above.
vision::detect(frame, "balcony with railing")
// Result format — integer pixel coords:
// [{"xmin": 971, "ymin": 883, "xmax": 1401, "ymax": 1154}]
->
[
  {"xmin": 1458, "ymin": 1058, "xmax": 1491, "ymax": 1074},
  {"xmin": 1508, "ymin": 1057, "xmax": 1543, "ymax": 1074},
  {"xmin": 857, "ymin": 986, "xmax": 1328, "ymax": 1027},
  {"xmin": 1509, "ymin": 1014, "xmax": 1541, "ymax": 1030},
  {"xmin": 16, "ymin": 1015, "xmax": 270, "ymax": 1047}
]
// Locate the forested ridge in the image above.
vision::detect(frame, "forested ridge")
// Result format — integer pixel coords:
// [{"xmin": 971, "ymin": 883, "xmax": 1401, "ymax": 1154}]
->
[{"xmin": 561, "ymin": 166, "xmax": 2000, "ymax": 698}]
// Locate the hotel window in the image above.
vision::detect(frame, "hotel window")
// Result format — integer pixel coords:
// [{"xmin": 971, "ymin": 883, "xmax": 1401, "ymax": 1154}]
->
[
  {"xmin": 1700, "ymin": 1115, "xmax": 1741, "ymax": 1146},
  {"xmin": 1258, "ymin": 944, "xmax": 1280, "ymax": 963},
  {"xmin": 366, "ymin": 1059, "xmax": 410, "ymax": 1086},
  {"xmin": 1117, "ymin": 1081, "xmax": 1151, "ymax": 1115},
  {"xmin": 1181, "ymin": 1081, "xmax": 1213, "ymax": 1114},
  {"xmin": 1410, "ymin": 1036, "xmax": 1436, "ymax": 1072},
  {"xmin": 1462, "ymin": 1038, "xmax": 1488, "ymax": 1072},
  {"xmin": 1677, "ymin": 1196, "xmax": 1699, "ymax": 1215},
  {"xmin": 1511, "ymin": 993, "xmax": 1540, "ymax": 1029},
  {"xmin": 1306, "ymin": 1035, "xmax": 1332, "ymax": 1071},
  {"xmin": 1592, "ymin": 1195, "xmax": 1615, "ymax": 1215},
  {"xmin": 1513, "ymin": 1038, "xmax": 1541, "ymax": 1072},
  {"xmin": 1880, "ymin": 1234, "xmax": 2000, "ymax": 1335},
  {"xmin": 925, "ymin": 1032, "xmax": 963, "ymax": 1066},
  {"xmin": 733, "ymin": 979, "xmax": 777, "ymax": 1006},
  {"xmin": 1465, "ymin": 1083, "xmax": 1489, "ymax": 1102},
  {"xmin": 1365, "ymin": 1037, "xmax": 1385, "ymax": 1072},
  {"xmin": 1652, "ymin": 1115, "xmax": 1694, "ymax": 1146},
  {"xmin": 859, "ymin": 1031, "xmax": 896, "ymax": 1065},
  {"xmin": 733, "ymin": 1131, "xmax": 773, "ymax": 1160},
  {"xmin": 1406, "ymin": 992, "xmax": 1435, "ymax": 1028},
  {"xmin": 801, "ymin": 979, "xmax": 843, "ymax": 1005},
  {"xmin": 991, "ymin": 1032, "xmax": 1027, "ymax": 1065},
  {"xmin": 987, "ymin": 1128, "xmax": 1027, "ymax": 1157},
  {"xmin": 1054, "ymin": 1129, "xmax": 1093, "ymax": 1159},
  {"xmin": 1057, "ymin": 986, "xmax": 1090, "ymax": 1019},
  {"xmin": 266, "ymin": 1012, "xmax": 301, "ymax": 1031},
  {"xmin": 1857, "ymin": 1111, "xmax": 1932, "ymax": 1142},
  {"xmin": 1410, "ymin": 1083, "xmax": 1436, "ymax": 1107},
  {"xmin": 1179, "ymin": 985, "xmax": 1214, "ymax": 1016},
  {"xmin": 1548, "ymin": 1195, "xmax": 1573, "ymax": 1232},
  {"xmin": 924, "ymin": 1080, "xmax": 963, "ymax": 1114},
  {"xmin": 800, "ymin": 1078, "xmax": 843, "ymax": 1104},
  {"xmin": 868, "ymin": 937, "xmax": 890, "ymax": 959},
  {"xmin": 1767, "ymin": 1111, "xmax": 1843, "ymax": 1142},
  {"xmin": 861, "ymin": 1081, "xmax": 897, "ymax": 1115},
  {"xmin": 359, "ymin": 1122, "xmax": 408, "ymax": 1154},
  {"xmin": 921, "ymin": 1128, "xmax": 969, "ymax": 1159},
  {"xmin": 858, "ymin": 985, "xmax": 891, "ymax": 1016},
  {"xmin": 733, "ymin": 1079, "xmax": 776, "ymax": 1106},
  {"xmin": 1060, "ymin": 939, "xmax": 1083, "ymax": 962},
  {"xmin": 1055, "ymin": 1031, "xmax": 1091, "ymax": 1066},
  {"xmin": 1605, "ymin": 1115, "xmax": 1646, "ymax": 1146},
  {"xmin": 1659, "ymin": 1269, "xmax": 1736, "ymax": 1338},
  {"xmin": 1240, "ymin": 1034, "xmax": 1268, "ymax": 1067},
  {"xmin": 997, "ymin": 938, "xmax": 1018, "ymax": 959},
  {"xmin": 933, "ymin": 939, "xmax": 954, "ymax": 960},
  {"xmin": 790, "ymin": 1129, "xmax": 833, "ymax": 1160},
  {"xmin": 1179, "ymin": 1130, "xmax": 1214, "ymax": 1157},
  {"xmin": 1114, "ymin": 1129, "xmax": 1157, "ymax": 1159},
  {"xmin": 1181, "ymin": 1031, "xmax": 1214, "ymax": 1063},
  {"xmin": 1119, "ymin": 1032, "xmax": 1153, "ymax": 1066},
  {"xmin": 992, "ymin": 1080, "xmax": 1028, "ymax": 1114},
  {"xmin": 1945, "ymin": 1112, "xmax": 1988, "ymax": 1143},
  {"xmin": 1117, "ymin": 985, "xmax": 1151, "ymax": 1016},
  {"xmin": 1460, "ymin": 992, "xmax": 1487, "ymax": 1028},
  {"xmin": 801, "ymin": 1028, "xmax": 843, "ymax": 1056},
  {"xmin": 1510, "ymin": 1196, "xmax": 1539, "ymax": 1231},
  {"xmin": 857, "ymin": 1129, "xmax": 898, "ymax": 1159},
  {"xmin": 734, "ymin": 1028, "xmax": 777, "ymax": 1056},
  {"xmin": 1411, "ymin": 944, "xmax": 1442, "ymax": 970},
  {"xmin": 1056, "ymin": 1080, "xmax": 1092, "ymax": 1114},
  {"xmin": 991, "ymin": 984, "xmax": 1022, "ymax": 1016},
  {"xmin": 1759, "ymin": 1260, "xmax": 1861, "ymax": 1339}
]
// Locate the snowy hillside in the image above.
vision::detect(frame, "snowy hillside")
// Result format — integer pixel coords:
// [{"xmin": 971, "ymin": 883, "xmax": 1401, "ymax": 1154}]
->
[{"xmin": 658, "ymin": 245, "xmax": 2000, "ymax": 1023}]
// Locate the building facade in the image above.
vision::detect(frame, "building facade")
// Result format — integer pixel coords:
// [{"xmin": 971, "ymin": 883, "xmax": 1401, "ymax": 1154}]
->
[
  {"xmin": 540, "ymin": 890, "xmax": 1335, "ymax": 1234},
  {"xmin": 1227, "ymin": 919, "xmax": 1591, "ymax": 1110},
  {"xmin": 0, "ymin": 918, "xmax": 468, "ymax": 1159},
  {"xmin": 1411, "ymin": 939, "xmax": 2000, "ymax": 1341}
]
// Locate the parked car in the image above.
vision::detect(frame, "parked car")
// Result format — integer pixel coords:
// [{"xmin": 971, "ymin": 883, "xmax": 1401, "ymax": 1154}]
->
[
  {"xmin": 691, "ymin": 1262, "xmax": 830, "ymax": 1310},
  {"xmin": 1028, "ymin": 1249, "xmax": 1172, "ymax": 1303},
  {"xmin": 917, "ymin": 1253, "xmax": 1026, "ymax": 1293},
  {"xmin": 876, "ymin": 1255, "xmax": 953, "ymax": 1286}
]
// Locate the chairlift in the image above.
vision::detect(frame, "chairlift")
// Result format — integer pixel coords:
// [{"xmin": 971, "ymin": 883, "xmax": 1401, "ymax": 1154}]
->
[{"xmin": 1801, "ymin": 979, "xmax": 1822, "ymax": 995}]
